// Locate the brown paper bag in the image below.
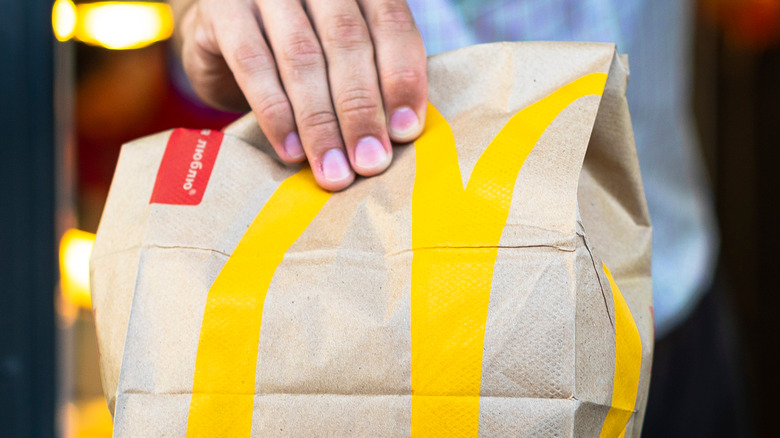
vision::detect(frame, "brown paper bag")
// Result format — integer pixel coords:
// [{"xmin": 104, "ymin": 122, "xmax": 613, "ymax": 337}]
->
[{"xmin": 91, "ymin": 41, "xmax": 653, "ymax": 437}]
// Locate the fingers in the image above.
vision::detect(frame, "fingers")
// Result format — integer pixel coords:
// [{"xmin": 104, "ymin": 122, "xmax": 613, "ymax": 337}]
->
[
  {"xmin": 359, "ymin": 0, "xmax": 427, "ymax": 143},
  {"xmin": 259, "ymin": 0, "xmax": 356, "ymax": 190},
  {"xmin": 307, "ymin": 0, "xmax": 392, "ymax": 178},
  {"xmin": 180, "ymin": 0, "xmax": 428, "ymax": 191},
  {"xmin": 182, "ymin": 1, "xmax": 305, "ymax": 163}
]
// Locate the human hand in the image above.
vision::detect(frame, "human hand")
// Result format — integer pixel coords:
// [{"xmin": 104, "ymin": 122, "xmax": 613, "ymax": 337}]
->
[{"xmin": 174, "ymin": 0, "xmax": 428, "ymax": 191}]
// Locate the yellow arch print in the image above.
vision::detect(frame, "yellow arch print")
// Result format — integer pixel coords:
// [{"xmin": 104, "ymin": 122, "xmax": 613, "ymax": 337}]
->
[
  {"xmin": 410, "ymin": 73, "xmax": 608, "ymax": 437},
  {"xmin": 186, "ymin": 169, "xmax": 331, "ymax": 437},
  {"xmin": 598, "ymin": 263, "xmax": 642, "ymax": 438},
  {"xmin": 185, "ymin": 72, "xmax": 613, "ymax": 437}
]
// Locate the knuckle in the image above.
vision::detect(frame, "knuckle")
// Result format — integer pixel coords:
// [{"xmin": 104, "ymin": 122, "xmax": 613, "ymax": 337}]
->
[
  {"xmin": 231, "ymin": 42, "xmax": 272, "ymax": 74},
  {"xmin": 190, "ymin": 27, "xmax": 224, "ymax": 66},
  {"xmin": 281, "ymin": 33, "xmax": 324, "ymax": 69},
  {"xmin": 324, "ymin": 13, "xmax": 371, "ymax": 50},
  {"xmin": 372, "ymin": 1, "xmax": 416, "ymax": 33},
  {"xmin": 381, "ymin": 67, "xmax": 425, "ymax": 91},
  {"xmin": 255, "ymin": 93, "xmax": 290, "ymax": 123},
  {"xmin": 192, "ymin": 26, "xmax": 218, "ymax": 55},
  {"xmin": 336, "ymin": 89, "xmax": 379, "ymax": 119},
  {"xmin": 298, "ymin": 109, "xmax": 338, "ymax": 131}
]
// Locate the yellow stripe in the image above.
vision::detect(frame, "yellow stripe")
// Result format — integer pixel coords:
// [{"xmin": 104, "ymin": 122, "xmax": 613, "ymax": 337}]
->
[
  {"xmin": 411, "ymin": 73, "xmax": 608, "ymax": 437},
  {"xmin": 186, "ymin": 168, "xmax": 330, "ymax": 437},
  {"xmin": 598, "ymin": 263, "xmax": 643, "ymax": 438}
]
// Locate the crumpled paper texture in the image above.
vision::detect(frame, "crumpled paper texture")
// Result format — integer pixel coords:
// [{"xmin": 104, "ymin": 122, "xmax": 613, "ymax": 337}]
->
[{"xmin": 91, "ymin": 41, "xmax": 653, "ymax": 437}]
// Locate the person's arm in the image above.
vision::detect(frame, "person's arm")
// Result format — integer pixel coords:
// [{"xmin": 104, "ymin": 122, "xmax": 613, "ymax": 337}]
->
[{"xmin": 170, "ymin": 0, "xmax": 428, "ymax": 191}]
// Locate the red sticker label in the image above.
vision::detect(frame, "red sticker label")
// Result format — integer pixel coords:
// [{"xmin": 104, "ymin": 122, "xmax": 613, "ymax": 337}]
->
[{"xmin": 150, "ymin": 128, "xmax": 223, "ymax": 205}]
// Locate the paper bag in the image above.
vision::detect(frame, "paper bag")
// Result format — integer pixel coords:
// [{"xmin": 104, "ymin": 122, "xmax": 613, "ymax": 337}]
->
[{"xmin": 91, "ymin": 41, "xmax": 653, "ymax": 437}]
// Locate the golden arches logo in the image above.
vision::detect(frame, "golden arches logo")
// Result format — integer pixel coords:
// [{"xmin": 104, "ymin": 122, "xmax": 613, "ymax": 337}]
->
[
  {"xmin": 187, "ymin": 169, "xmax": 331, "ymax": 437},
  {"xmin": 183, "ymin": 72, "xmax": 643, "ymax": 437},
  {"xmin": 410, "ymin": 73, "xmax": 609, "ymax": 437},
  {"xmin": 598, "ymin": 263, "xmax": 643, "ymax": 438}
]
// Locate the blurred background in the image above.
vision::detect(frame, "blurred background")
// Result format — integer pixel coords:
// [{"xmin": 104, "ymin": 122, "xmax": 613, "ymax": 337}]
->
[{"xmin": 1, "ymin": 0, "xmax": 779, "ymax": 436}]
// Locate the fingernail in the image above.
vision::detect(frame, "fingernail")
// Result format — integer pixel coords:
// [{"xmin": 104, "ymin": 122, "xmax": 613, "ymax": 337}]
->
[
  {"xmin": 284, "ymin": 132, "xmax": 305, "ymax": 160},
  {"xmin": 389, "ymin": 107, "xmax": 421, "ymax": 142},
  {"xmin": 321, "ymin": 149, "xmax": 352, "ymax": 182},
  {"xmin": 354, "ymin": 136, "xmax": 390, "ymax": 171}
]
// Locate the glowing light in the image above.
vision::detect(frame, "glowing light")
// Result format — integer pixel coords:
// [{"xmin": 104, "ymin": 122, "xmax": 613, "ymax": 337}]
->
[
  {"xmin": 61, "ymin": 397, "xmax": 115, "ymax": 437},
  {"xmin": 59, "ymin": 229, "xmax": 96, "ymax": 309},
  {"xmin": 52, "ymin": 2, "xmax": 174, "ymax": 50},
  {"xmin": 52, "ymin": 0, "xmax": 77, "ymax": 41}
]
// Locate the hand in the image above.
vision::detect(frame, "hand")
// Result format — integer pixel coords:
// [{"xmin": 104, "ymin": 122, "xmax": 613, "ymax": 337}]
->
[{"xmin": 174, "ymin": 0, "xmax": 428, "ymax": 191}]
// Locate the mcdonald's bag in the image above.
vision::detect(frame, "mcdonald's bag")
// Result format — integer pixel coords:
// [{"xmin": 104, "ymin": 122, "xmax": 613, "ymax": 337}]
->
[{"xmin": 91, "ymin": 42, "xmax": 653, "ymax": 437}]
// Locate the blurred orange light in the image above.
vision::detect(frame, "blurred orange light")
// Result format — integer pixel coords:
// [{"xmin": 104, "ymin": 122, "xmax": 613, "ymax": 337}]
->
[
  {"xmin": 52, "ymin": 0, "xmax": 77, "ymax": 41},
  {"xmin": 52, "ymin": 1, "xmax": 174, "ymax": 50},
  {"xmin": 59, "ymin": 229, "xmax": 95, "ymax": 309}
]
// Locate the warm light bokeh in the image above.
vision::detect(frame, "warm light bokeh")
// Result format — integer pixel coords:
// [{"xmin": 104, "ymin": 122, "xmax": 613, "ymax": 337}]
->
[
  {"xmin": 52, "ymin": 1, "xmax": 174, "ymax": 50},
  {"xmin": 59, "ymin": 229, "xmax": 95, "ymax": 309},
  {"xmin": 52, "ymin": 0, "xmax": 77, "ymax": 41},
  {"xmin": 700, "ymin": 0, "xmax": 780, "ymax": 48}
]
